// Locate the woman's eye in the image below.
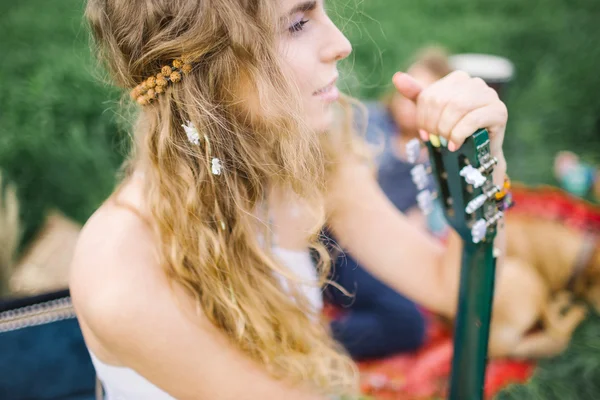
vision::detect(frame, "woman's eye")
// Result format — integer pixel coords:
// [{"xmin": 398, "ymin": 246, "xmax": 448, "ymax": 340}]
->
[{"xmin": 289, "ymin": 19, "xmax": 309, "ymax": 34}]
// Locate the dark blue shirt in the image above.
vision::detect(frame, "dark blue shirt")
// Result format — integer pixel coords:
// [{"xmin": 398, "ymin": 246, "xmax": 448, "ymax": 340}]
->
[{"xmin": 363, "ymin": 101, "xmax": 420, "ymax": 213}]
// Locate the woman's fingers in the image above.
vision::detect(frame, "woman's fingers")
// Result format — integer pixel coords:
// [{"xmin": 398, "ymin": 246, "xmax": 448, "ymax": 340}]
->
[
  {"xmin": 392, "ymin": 72, "xmax": 423, "ymax": 102},
  {"xmin": 449, "ymin": 102, "xmax": 508, "ymax": 150},
  {"xmin": 392, "ymin": 70, "xmax": 507, "ymax": 153}
]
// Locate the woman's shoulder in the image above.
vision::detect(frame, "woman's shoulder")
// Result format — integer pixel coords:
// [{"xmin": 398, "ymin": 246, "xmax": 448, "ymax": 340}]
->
[
  {"xmin": 69, "ymin": 196, "xmax": 158, "ymax": 294},
  {"xmin": 69, "ymin": 181, "xmax": 168, "ymax": 357}
]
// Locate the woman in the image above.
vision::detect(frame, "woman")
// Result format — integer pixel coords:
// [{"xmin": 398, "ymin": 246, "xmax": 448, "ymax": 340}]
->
[{"xmin": 69, "ymin": 0, "xmax": 508, "ymax": 398}]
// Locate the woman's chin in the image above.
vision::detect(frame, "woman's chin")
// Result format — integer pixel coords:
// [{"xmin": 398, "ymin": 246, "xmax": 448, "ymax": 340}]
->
[{"xmin": 310, "ymin": 108, "xmax": 335, "ymax": 133}]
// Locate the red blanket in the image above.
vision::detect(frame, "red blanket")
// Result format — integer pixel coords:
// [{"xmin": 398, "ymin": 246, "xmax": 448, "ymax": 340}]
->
[
  {"xmin": 345, "ymin": 185, "xmax": 599, "ymax": 399},
  {"xmin": 510, "ymin": 184, "xmax": 600, "ymax": 231},
  {"xmin": 357, "ymin": 312, "xmax": 534, "ymax": 399}
]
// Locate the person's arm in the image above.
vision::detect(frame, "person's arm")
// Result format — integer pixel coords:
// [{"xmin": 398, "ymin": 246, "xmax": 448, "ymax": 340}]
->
[
  {"xmin": 71, "ymin": 209, "xmax": 325, "ymax": 400},
  {"xmin": 326, "ymin": 159, "xmax": 463, "ymax": 316},
  {"xmin": 326, "ymin": 71, "xmax": 507, "ymax": 316}
]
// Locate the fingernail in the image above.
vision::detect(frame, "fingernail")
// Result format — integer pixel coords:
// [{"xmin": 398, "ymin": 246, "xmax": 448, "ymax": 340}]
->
[
  {"xmin": 419, "ymin": 129, "xmax": 429, "ymax": 141},
  {"xmin": 448, "ymin": 142, "xmax": 457, "ymax": 152}
]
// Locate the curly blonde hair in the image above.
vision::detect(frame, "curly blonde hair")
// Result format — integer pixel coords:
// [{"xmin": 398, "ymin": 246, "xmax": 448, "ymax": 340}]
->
[{"xmin": 86, "ymin": 0, "xmax": 366, "ymax": 396}]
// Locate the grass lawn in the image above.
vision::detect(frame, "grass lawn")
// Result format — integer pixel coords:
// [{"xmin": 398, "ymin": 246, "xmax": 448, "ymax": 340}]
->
[{"xmin": 1, "ymin": 0, "xmax": 599, "ymax": 398}]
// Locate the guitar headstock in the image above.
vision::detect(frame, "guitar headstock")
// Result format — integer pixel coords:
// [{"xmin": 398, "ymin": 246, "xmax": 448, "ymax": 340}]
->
[{"xmin": 407, "ymin": 129, "xmax": 503, "ymax": 244}]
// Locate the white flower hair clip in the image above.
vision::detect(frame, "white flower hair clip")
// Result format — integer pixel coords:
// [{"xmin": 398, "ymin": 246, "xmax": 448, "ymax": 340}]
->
[
  {"xmin": 182, "ymin": 121, "xmax": 200, "ymax": 145},
  {"xmin": 211, "ymin": 158, "xmax": 222, "ymax": 176},
  {"xmin": 182, "ymin": 121, "xmax": 223, "ymax": 176}
]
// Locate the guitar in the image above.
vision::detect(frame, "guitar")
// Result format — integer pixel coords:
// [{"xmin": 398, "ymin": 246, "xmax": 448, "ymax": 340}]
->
[{"xmin": 406, "ymin": 129, "xmax": 505, "ymax": 400}]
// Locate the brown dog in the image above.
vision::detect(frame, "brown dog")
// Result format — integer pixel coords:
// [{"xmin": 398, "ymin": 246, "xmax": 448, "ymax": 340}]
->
[{"xmin": 478, "ymin": 214, "xmax": 598, "ymax": 359}]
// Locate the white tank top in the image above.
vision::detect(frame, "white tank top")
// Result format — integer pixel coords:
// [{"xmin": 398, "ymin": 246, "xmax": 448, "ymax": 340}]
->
[{"xmin": 90, "ymin": 246, "xmax": 321, "ymax": 399}]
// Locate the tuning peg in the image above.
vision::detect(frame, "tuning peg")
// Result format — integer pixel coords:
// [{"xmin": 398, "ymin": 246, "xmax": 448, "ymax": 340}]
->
[
  {"xmin": 405, "ymin": 139, "xmax": 421, "ymax": 164},
  {"xmin": 466, "ymin": 194, "xmax": 487, "ymax": 215},
  {"xmin": 465, "ymin": 186, "xmax": 501, "ymax": 214},
  {"xmin": 488, "ymin": 210, "xmax": 504, "ymax": 225},
  {"xmin": 470, "ymin": 211, "xmax": 504, "ymax": 243},
  {"xmin": 479, "ymin": 157, "xmax": 498, "ymax": 174},
  {"xmin": 460, "ymin": 165, "xmax": 486, "ymax": 188},
  {"xmin": 411, "ymin": 164, "xmax": 429, "ymax": 190},
  {"xmin": 417, "ymin": 190, "xmax": 435, "ymax": 215},
  {"xmin": 471, "ymin": 219, "xmax": 488, "ymax": 243}
]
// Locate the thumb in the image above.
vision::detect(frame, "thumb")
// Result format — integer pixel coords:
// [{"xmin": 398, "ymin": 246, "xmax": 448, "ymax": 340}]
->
[{"xmin": 392, "ymin": 72, "xmax": 423, "ymax": 102}]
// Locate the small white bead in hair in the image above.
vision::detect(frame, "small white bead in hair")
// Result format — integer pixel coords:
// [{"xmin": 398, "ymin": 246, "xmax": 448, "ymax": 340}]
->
[
  {"xmin": 182, "ymin": 121, "xmax": 200, "ymax": 145},
  {"xmin": 211, "ymin": 158, "xmax": 222, "ymax": 175}
]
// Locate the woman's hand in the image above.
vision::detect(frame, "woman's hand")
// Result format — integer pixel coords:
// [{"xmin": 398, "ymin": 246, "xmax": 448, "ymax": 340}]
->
[
  {"xmin": 392, "ymin": 70, "xmax": 507, "ymax": 268},
  {"xmin": 392, "ymin": 70, "xmax": 508, "ymax": 183}
]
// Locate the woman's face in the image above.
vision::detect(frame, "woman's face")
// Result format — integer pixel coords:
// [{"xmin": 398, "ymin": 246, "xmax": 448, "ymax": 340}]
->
[{"xmin": 277, "ymin": 0, "xmax": 352, "ymax": 132}]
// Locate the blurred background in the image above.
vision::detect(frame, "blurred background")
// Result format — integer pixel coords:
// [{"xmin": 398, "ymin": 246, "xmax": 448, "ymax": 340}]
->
[
  {"xmin": 2, "ymin": 0, "xmax": 599, "ymax": 246},
  {"xmin": 1, "ymin": 0, "xmax": 599, "ymax": 399}
]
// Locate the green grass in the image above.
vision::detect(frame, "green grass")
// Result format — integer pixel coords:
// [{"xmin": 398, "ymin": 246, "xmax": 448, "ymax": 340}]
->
[
  {"xmin": 1, "ymin": 0, "xmax": 600, "ymax": 398},
  {"xmin": 1, "ymin": 1, "xmax": 127, "ymax": 245},
  {"xmin": 497, "ymin": 310, "xmax": 600, "ymax": 400}
]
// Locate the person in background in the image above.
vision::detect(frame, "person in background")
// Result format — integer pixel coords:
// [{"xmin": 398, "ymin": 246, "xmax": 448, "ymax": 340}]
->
[
  {"xmin": 326, "ymin": 47, "xmax": 454, "ymax": 360},
  {"xmin": 554, "ymin": 151, "xmax": 600, "ymax": 201}
]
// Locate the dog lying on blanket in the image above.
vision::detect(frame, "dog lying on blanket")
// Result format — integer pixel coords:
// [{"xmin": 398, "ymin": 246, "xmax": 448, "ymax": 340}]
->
[
  {"xmin": 485, "ymin": 214, "xmax": 599, "ymax": 358},
  {"xmin": 436, "ymin": 210, "xmax": 599, "ymax": 360}
]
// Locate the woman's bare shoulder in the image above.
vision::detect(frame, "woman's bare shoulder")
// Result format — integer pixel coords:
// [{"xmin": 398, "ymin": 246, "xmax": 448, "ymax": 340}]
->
[
  {"xmin": 68, "ymin": 183, "xmax": 168, "ymax": 354},
  {"xmin": 70, "ymin": 201, "xmax": 155, "ymax": 292}
]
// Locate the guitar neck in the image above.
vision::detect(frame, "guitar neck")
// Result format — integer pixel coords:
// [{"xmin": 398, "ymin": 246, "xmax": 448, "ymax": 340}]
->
[
  {"xmin": 449, "ymin": 241, "xmax": 497, "ymax": 400},
  {"xmin": 408, "ymin": 129, "xmax": 503, "ymax": 400}
]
